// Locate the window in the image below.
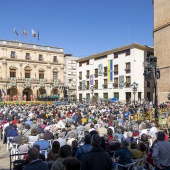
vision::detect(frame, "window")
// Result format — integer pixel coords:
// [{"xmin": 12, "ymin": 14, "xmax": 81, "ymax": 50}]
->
[
  {"xmin": 25, "ymin": 72, "xmax": 30, "ymax": 78},
  {"xmin": 114, "ymin": 78, "xmax": 118, "ymax": 87},
  {"xmin": 104, "ymin": 79, "xmax": 107, "ymax": 88},
  {"xmin": 114, "ymin": 65, "xmax": 118, "ymax": 75},
  {"xmin": 86, "ymin": 70, "xmax": 90, "ymax": 78},
  {"xmin": 114, "ymin": 92, "xmax": 119, "ymax": 99},
  {"xmin": 86, "ymin": 81, "xmax": 89, "ymax": 89},
  {"xmin": 95, "ymin": 69, "xmax": 98, "ymax": 77},
  {"xmin": 53, "ymin": 56, "xmax": 58, "ymax": 62},
  {"xmin": 104, "ymin": 67, "xmax": 107, "ymax": 76},
  {"xmin": 125, "ymin": 62, "xmax": 131, "ymax": 73},
  {"xmin": 103, "ymin": 93, "xmax": 108, "ymax": 99},
  {"xmin": 39, "ymin": 72, "xmax": 44, "ymax": 79},
  {"xmin": 86, "ymin": 60, "xmax": 89, "ymax": 65},
  {"xmin": 11, "ymin": 51, "xmax": 16, "ymax": 58},
  {"xmin": 79, "ymin": 82, "xmax": 82, "ymax": 90},
  {"xmin": 26, "ymin": 53, "xmax": 30, "ymax": 60},
  {"xmin": 10, "ymin": 70, "xmax": 16, "ymax": 77},
  {"xmin": 95, "ymin": 80, "xmax": 98, "ymax": 89},
  {"xmin": 126, "ymin": 49, "xmax": 130, "ymax": 56},
  {"xmin": 147, "ymin": 81, "xmax": 150, "ymax": 87},
  {"xmin": 39, "ymin": 54, "xmax": 43, "ymax": 61},
  {"xmin": 53, "ymin": 72, "xmax": 58, "ymax": 80},
  {"xmin": 125, "ymin": 76, "xmax": 131, "ymax": 87},
  {"xmin": 79, "ymin": 72, "xmax": 82, "ymax": 80},
  {"xmin": 114, "ymin": 52, "xmax": 118, "ymax": 58}
]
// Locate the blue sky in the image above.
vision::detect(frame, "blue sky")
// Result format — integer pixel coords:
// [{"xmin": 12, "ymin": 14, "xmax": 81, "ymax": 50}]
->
[{"xmin": 0, "ymin": 0, "xmax": 153, "ymax": 57}]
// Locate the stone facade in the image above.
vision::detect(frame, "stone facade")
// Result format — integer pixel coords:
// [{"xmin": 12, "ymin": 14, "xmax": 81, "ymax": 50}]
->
[
  {"xmin": 153, "ymin": 0, "xmax": 170, "ymax": 102},
  {"xmin": 0, "ymin": 40, "xmax": 65, "ymax": 100}
]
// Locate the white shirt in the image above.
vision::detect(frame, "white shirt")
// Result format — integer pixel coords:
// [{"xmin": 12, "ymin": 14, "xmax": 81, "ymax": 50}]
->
[{"xmin": 149, "ymin": 127, "xmax": 158, "ymax": 138}]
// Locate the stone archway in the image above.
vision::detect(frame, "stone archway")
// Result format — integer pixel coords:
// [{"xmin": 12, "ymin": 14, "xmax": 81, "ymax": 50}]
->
[
  {"xmin": 23, "ymin": 88, "xmax": 33, "ymax": 101},
  {"xmin": 51, "ymin": 88, "xmax": 58, "ymax": 95},
  {"xmin": 10, "ymin": 87, "xmax": 18, "ymax": 97},
  {"xmin": 37, "ymin": 88, "xmax": 46, "ymax": 96}
]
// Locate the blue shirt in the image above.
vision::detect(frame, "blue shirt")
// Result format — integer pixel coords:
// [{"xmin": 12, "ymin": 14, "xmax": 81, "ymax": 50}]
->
[
  {"xmin": 34, "ymin": 140, "xmax": 50, "ymax": 150},
  {"xmin": 8, "ymin": 129, "xmax": 18, "ymax": 137}
]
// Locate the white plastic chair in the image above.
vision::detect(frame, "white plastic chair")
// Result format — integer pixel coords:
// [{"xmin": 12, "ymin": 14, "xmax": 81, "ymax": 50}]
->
[
  {"xmin": 132, "ymin": 158, "xmax": 145, "ymax": 170},
  {"xmin": 115, "ymin": 162, "xmax": 136, "ymax": 170},
  {"xmin": 40, "ymin": 150, "xmax": 48, "ymax": 159},
  {"xmin": 78, "ymin": 131, "xmax": 84, "ymax": 141},
  {"xmin": 7, "ymin": 137, "xmax": 14, "ymax": 150}
]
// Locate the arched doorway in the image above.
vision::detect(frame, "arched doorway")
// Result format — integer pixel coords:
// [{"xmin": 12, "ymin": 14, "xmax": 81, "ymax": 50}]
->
[
  {"xmin": 37, "ymin": 88, "xmax": 46, "ymax": 97},
  {"xmin": 23, "ymin": 88, "xmax": 33, "ymax": 101},
  {"xmin": 51, "ymin": 88, "xmax": 58, "ymax": 95},
  {"xmin": 10, "ymin": 87, "xmax": 18, "ymax": 97}
]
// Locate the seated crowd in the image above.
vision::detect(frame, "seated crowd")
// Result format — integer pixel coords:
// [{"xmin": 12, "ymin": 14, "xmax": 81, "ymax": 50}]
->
[{"xmin": 0, "ymin": 102, "xmax": 170, "ymax": 170}]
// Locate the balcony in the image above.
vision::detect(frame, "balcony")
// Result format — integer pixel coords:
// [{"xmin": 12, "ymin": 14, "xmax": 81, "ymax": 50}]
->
[
  {"xmin": 78, "ymin": 86, "xmax": 82, "ymax": 90},
  {"xmin": 86, "ymin": 75, "xmax": 89, "ymax": 79},
  {"xmin": 104, "ymin": 84, "xmax": 108, "ymax": 89},
  {"xmin": 103, "ymin": 72, "xmax": 107, "ymax": 77},
  {"xmin": 86, "ymin": 86, "xmax": 90, "ymax": 90},
  {"xmin": 94, "ymin": 74, "xmax": 98, "ymax": 78},
  {"xmin": 39, "ymin": 58, "xmax": 44, "ymax": 61},
  {"xmin": 10, "ymin": 55, "xmax": 17, "ymax": 59},
  {"xmin": 114, "ymin": 71, "xmax": 118, "ymax": 75},
  {"xmin": 125, "ymin": 82, "xmax": 131, "ymax": 88},
  {"xmin": 95, "ymin": 85, "xmax": 98, "ymax": 89},
  {"xmin": 53, "ymin": 59, "xmax": 58, "ymax": 63},
  {"xmin": 125, "ymin": 68, "xmax": 131, "ymax": 73},
  {"xmin": 113, "ymin": 83, "xmax": 118, "ymax": 88},
  {"xmin": 79, "ymin": 76, "xmax": 82, "ymax": 80},
  {"xmin": 25, "ymin": 56, "xmax": 31, "ymax": 60}
]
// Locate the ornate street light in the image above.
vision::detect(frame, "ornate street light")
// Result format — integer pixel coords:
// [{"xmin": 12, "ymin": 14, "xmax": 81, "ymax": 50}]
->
[{"xmin": 131, "ymin": 82, "xmax": 138, "ymax": 104}]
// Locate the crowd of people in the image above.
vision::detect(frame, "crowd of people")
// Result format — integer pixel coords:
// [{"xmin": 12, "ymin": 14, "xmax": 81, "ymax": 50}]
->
[{"xmin": 0, "ymin": 99, "xmax": 170, "ymax": 170}]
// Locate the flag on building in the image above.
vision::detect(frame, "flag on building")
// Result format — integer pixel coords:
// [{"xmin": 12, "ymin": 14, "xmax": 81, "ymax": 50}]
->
[
  {"xmin": 14, "ymin": 28, "xmax": 18, "ymax": 36},
  {"xmin": 38, "ymin": 31, "xmax": 39, "ymax": 41},
  {"xmin": 1, "ymin": 88, "xmax": 6, "ymax": 95},
  {"xmin": 32, "ymin": 29, "xmax": 37, "ymax": 37},
  {"xmin": 108, "ymin": 60, "xmax": 113, "ymax": 82},
  {"xmin": 23, "ymin": 30, "xmax": 27, "ymax": 36}
]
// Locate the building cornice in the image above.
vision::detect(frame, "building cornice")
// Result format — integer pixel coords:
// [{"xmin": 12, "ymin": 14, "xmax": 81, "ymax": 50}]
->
[
  {"xmin": 0, "ymin": 57, "xmax": 63, "ymax": 65},
  {"xmin": 154, "ymin": 21, "xmax": 170, "ymax": 32},
  {"xmin": 0, "ymin": 39, "xmax": 64, "ymax": 54},
  {"xmin": 76, "ymin": 43, "xmax": 153, "ymax": 62}
]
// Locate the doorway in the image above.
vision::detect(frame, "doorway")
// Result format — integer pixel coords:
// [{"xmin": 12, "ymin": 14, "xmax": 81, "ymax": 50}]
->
[{"xmin": 23, "ymin": 88, "xmax": 33, "ymax": 101}]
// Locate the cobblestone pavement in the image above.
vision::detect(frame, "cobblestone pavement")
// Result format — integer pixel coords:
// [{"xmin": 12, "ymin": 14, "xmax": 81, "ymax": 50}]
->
[{"xmin": 0, "ymin": 140, "xmax": 10, "ymax": 170}]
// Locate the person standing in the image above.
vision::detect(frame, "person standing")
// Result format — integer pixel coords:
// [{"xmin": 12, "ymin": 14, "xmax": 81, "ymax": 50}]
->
[
  {"xmin": 81, "ymin": 134, "xmax": 112, "ymax": 170},
  {"xmin": 152, "ymin": 131, "xmax": 170, "ymax": 170}
]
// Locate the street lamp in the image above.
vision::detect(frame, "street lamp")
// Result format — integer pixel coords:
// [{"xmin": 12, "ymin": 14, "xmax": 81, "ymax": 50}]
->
[
  {"xmin": 131, "ymin": 82, "xmax": 138, "ymax": 104},
  {"xmin": 90, "ymin": 85, "xmax": 95, "ymax": 101}
]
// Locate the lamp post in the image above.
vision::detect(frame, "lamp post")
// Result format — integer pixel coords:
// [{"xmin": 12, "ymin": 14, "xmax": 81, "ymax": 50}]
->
[
  {"xmin": 131, "ymin": 82, "xmax": 138, "ymax": 104},
  {"xmin": 90, "ymin": 85, "xmax": 95, "ymax": 102}
]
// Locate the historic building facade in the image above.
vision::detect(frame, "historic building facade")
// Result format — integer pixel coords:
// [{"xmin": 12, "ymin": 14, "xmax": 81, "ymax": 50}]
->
[
  {"xmin": 153, "ymin": 0, "xmax": 170, "ymax": 102},
  {"xmin": 0, "ymin": 40, "xmax": 65, "ymax": 100},
  {"xmin": 64, "ymin": 54, "xmax": 78, "ymax": 100},
  {"xmin": 76, "ymin": 43, "xmax": 154, "ymax": 102}
]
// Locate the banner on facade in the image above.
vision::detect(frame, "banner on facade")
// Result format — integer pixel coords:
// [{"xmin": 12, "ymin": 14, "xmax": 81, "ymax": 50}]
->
[
  {"xmin": 90, "ymin": 75, "xmax": 94, "ymax": 85},
  {"xmin": 108, "ymin": 60, "xmax": 113, "ymax": 82},
  {"xmin": 82, "ymin": 80, "xmax": 86, "ymax": 90},
  {"xmin": 98, "ymin": 64, "xmax": 103, "ymax": 76},
  {"xmin": 54, "ymin": 79, "xmax": 58, "ymax": 87},
  {"xmin": 10, "ymin": 77, "xmax": 16, "ymax": 86},
  {"xmin": 25, "ymin": 78, "xmax": 31, "ymax": 87},
  {"xmin": 40, "ymin": 79, "xmax": 45, "ymax": 87},
  {"xmin": 119, "ymin": 75, "xmax": 124, "ymax": 87}
]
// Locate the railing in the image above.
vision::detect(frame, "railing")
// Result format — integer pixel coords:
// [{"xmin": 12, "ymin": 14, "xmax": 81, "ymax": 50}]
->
[
  {"xmin": 95, "ymin": 86, "xmax": 98, "ymax": 89},
  {"xmin": 25, "ymin": 56, "xmax": 31, "ymax": 60},
  {"xmin": 104, "ymin": 72, "xmax": 107, "ymax": 77},
  {"xmin": 104, "ymin": 84, "xmax": 108, "ymax": 89},
  {"xmin": 125, "ymin": 68, "xmax": 131, "ymax": 73},
  {"xmin": 86, "ymin": 75, "xmax": 89, "ymax": 79},
  {"xmin": 114, "ymin": 71, "xmax": 118, "ymax": 75},
  {"xmin": 0, "ymin": 40, "xmax": 63, "ymax": 52},
  {"xmin": 113, "ymin": 84, "xmax": 118, "ymax": 88},
  {"xmin": 125, "ymin": 83, "xmax": 131, "ymax": 87},
  {"xmin": 94, "ymin": 74, "xmax": 98, "ymax": 78},
  {"xmin": 79, "ymin": 76, "xmax": 82, "ymax": 80}
]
